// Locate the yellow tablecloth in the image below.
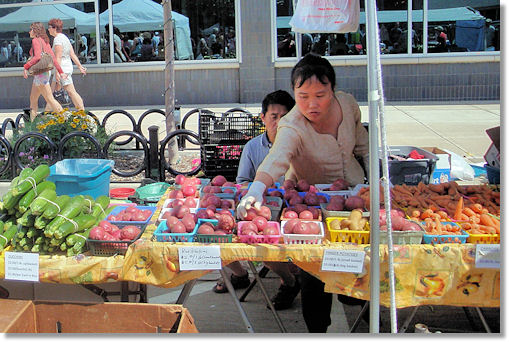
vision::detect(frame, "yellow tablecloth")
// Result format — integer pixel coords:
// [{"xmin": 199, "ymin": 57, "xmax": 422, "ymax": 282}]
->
[
  {"xmin": 0, "ymin": 237, "xmax": 499, "ymax": 309},
  {"xmin": 0, "ymin": 188, "xmax": 500, "ymax": 309}
]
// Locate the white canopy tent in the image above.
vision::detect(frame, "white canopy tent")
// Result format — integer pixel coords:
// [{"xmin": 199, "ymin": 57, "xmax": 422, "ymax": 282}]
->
[
  {"xmin": 77, "ymin": 0, "xmax": 193, "ymax": 60},
  {"xmin": 0, "ymin": 2, "xmax": 92, "ymax": 33}
]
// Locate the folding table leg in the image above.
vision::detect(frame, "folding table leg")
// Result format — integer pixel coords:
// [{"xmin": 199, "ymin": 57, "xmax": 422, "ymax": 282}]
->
[
  {"xmin": 398, "ymin": 306, "xmax": 419, "ymax": 333},
  {"xmin": 247, "ymin": 261, "xmax": 287, "ymax": 333},
  {"xmin": 239, "ymin": 266, "xmax": 270, "ymax": 302},
  {"xmin": 349, "ymin": 301, "xmax": 369, "ymax": 333},
  {"xmin": 175, "ymin": 279, "xmax": 197, "ymax": 305},
  {"xmin": 219, "ymin": 268, "xmax": 255, "ymax": 333},
  {"xmin": 474, "ymin": 307, "xmax": 492, "ymax": 333}
]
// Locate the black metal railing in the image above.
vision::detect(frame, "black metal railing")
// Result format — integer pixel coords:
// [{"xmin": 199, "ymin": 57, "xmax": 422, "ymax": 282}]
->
[{"xmin": 0, "ymin": 107, "xmax": 252, "ymax": 182}]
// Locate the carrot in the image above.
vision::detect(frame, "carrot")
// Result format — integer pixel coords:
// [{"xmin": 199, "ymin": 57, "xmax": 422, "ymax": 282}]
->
[
  {"xmin": 421, "ymin": 209, "xmax": 434, "ymax": 219},
  {"xmin": 470, "ymin": 203, "xmax": 483, "ymax": 214},
  {"xmin": 454, "ymin": 196, "xmax": 464, "ymax": 220},
  {"xmin": 437, "ymin": 210, "xmax": 449, "ymax": 220},
  {"xmin": 480, "ymin": 214, "xmax": 500, "ymax": 234},
  {"xmin": 411, "ymin": 210, "xmax": 421, "ymax": 218},
  {"xmin": 462, "ymin": 207, "xmax": 476, "ymax": 217},
  {"xmin": 459, "ymin": 213, "xmax": 469, "ymax": 221}
]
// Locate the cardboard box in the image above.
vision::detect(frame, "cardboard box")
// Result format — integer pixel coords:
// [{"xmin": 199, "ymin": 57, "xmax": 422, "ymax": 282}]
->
[
  {"xmin": 484, "ymin": 126, "xmax": 500, "ymax": 169},
  {"xmin": 484, "ymin": 143, "xmax": 500, "ymax": 168},
  {"xmin": 0, "ymin": 299, "xmax": 198, "ymax": 333},
  {"xmin": 421, "ymin": 147, "xmax": 451, "ymax": 184}
]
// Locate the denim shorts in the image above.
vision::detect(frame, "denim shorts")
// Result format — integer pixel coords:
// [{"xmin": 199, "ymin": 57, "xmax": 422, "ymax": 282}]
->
[{"xmin": 33, "ymin": 71, "xmax": 51, "ymax": 86}]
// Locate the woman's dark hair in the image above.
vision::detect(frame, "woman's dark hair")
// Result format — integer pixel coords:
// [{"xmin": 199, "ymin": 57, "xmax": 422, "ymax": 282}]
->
[
  {"xmin": 261, "ymin": 90, "xmax": 295, "ymax": 114},
  {"xmin": 291, "ymin": 52, "xmax": 335, "ymax": 90}
]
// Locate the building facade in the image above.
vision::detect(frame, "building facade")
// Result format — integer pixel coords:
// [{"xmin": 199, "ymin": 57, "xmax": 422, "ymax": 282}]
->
[{"xmin": 0, "ymin": 0, "xmax": 500, "ymax": 109}]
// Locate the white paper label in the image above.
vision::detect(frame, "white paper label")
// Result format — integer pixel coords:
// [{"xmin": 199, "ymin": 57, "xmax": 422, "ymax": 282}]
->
[
  {"xmin": 4, "ymin": 252, "xmax": 39, "ymax": 282},
  {"xmin": 321, "ymin": 249, "xmax": 365, "ymax": 273},
  {"xmin": 178, "ymin": 246, "xmax": 222, "ymax": 270},
  {"xmin": 475, "ymin": 244, "xmax": 500, "ymax": 269}
]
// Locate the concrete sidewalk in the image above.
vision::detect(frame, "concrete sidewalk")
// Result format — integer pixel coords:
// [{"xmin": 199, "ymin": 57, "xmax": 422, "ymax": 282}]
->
[{"xmin": 1, "ymin": 101, "xmax": 498, "ymax": 162}]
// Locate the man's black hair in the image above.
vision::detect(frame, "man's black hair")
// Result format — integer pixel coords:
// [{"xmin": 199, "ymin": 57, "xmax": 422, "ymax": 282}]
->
[
  {"xmin": 290, "ymin": 52, "xmax": 336, "ymax": 90},
  {"xmin": 261, "ymin": 90, "xmax": 296, "ymax": 114}
]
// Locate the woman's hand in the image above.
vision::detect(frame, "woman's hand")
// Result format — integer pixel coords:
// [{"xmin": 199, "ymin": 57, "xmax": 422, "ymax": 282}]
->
[
  {"xmin": 23, "ymin": 69, "xmax": 28, "ymax": 79},
  {"xmin": 236, "ymin": 181, "xmax": 266, "ymax": 220},
  {"xmin": 79, "ymin": 65, "xmax": 87, "ymax": 75},
  {"xmin": 60, "ymin": 73, "xmax": 68, "ymax": 80}
]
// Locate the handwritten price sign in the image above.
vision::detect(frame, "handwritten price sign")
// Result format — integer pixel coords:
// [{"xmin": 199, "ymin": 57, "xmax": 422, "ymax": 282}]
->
[{"xmin": 178, "ymin": 246, "xmax": 222, "ymax": 270}]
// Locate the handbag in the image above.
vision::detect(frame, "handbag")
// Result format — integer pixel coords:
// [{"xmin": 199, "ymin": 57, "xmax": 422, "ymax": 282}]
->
[
  {"xmin": 53, "ymin": 81, "xmax": 72, "ymax": 106},
  {"xmin": 28, "ymin": 38, "xmax": 54, "ymax": 75}
]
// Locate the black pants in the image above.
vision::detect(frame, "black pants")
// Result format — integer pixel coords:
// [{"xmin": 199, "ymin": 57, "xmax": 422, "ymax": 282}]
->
[{"xmin": 300, "ymin": 270, "xmax": 367, "ymax": 333}]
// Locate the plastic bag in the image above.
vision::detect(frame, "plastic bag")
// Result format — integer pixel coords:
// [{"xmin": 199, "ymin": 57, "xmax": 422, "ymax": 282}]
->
[
  {"xmin": 442, "ymin": 148, "xmax": 475, "ymax": 181},
  {"xmin": 289, "ymin": 0, "xmax": 360, "ymax": 33}
]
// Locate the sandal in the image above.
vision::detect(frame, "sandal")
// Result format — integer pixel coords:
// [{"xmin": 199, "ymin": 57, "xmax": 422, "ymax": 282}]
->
[{"xmin": 213, "ymin": 272, "xmax": 250, "ymax": 293}]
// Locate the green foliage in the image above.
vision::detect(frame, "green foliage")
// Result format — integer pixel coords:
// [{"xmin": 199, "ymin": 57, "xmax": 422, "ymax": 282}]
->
[{"xmin": 10, "ymin": 109, "xmax": 111, "ymax": 168}]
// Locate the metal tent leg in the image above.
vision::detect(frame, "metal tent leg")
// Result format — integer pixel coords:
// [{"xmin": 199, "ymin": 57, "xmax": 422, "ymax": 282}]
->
[
  {"xmin": 247, "ymin": 261, "xmax": 287, "ymax": 333},
  {"xmin": 349, "ymin": 301, "xmax": 370, "ymax": 333},
  {"xmin": 220, "ymin": 268, "xmax": 255, "ymax": 333},
  {"xmin": 175, "ymin": 279, "xmax": 197, "ymax": 305},
  {"xmin": 239, "ymin": 265, "xmax": 270, "ymax": 302},
  {"xmin": 474, "ymin": 307, "xmax": 492, "ymax": 333},
  {"xmin": 398, "ymin": 306, "xmax": 419, "ymax": 333}
]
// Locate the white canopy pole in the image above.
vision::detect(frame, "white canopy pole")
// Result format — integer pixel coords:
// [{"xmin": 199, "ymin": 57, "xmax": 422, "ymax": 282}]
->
[
  {"xmin": 365, "ymin": 0, "xmax": 398, "ymax": 333},
  {"xmin": 365, "ymin": 0, "xmax": 381, "ymax": 333}
]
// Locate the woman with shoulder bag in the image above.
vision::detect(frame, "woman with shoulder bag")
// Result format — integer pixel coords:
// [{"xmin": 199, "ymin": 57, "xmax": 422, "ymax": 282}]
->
[
  {"xmin": 46, "ymin": 18, "xmax": 87, "ymax": 111},
  {"xmin": 23, "ymin": 22, "xmax": 67, "ymax": 121}
]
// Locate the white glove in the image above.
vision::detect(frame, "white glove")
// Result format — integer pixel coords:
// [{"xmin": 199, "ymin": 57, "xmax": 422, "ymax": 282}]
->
[{"xmin": 236, "ymin": 181, "xmax": 266, "ymax": 220}]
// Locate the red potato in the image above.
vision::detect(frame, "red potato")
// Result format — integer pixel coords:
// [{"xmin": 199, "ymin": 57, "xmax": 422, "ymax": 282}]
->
[
  {"xmin": 102, "ymin": 232, "xmax": 116, "ymax": 241},
  {"xmin": 252, "ymin": 216, "xmax": 268, "ymax": 232},
  {"xmin": 308, "ymin": 185, "xmax": 318, "ymax": 193},
  {"xmin": 304, "ymin": 192, "xmax": 319, "ymax": 205},
  {"xmin": 175, "ymin": 174, "xmax": 187, "ymax": 185},
  {"xmin": 142, "ymin": 209, "xmax": 153, "ymax": 220},
  {"xmin": 170, "ymin": 221, "xmax": 187, "ymax": 234},
  {"xmin": 306, "ymin": 222, "xmax": 321, "ymax": 235},
  {"xmin": 121, "ymin": 225, "xmax": 141, "ymax": 240},
  {"xmin": 309, "ymin": 207, "xmax": 320, "ymax": 219},
  {"xmin": 183, "ymin": 197, "xmax": 197, "ymax": 208},
  {"xmin": 169, "ymin": 189, "xmax": 184, "ymax": 199},
  {"xmin": 171, "ymin": 205, "xmax": 190, "ymax": 219},
  {"xmin": 99, "ymin": 220, "xmax": 115, "ymax": 231},
  {"xmin": 289, "ymin": 195, "xmax": 304, "ymax": 205},
  {"xmin": 299, "ymin": 210, "xmax": 314, "ymax": 220},
  {"xmin": 111, "ymin": 229, "xmax": 122, "ymax": 240},
  {"xmin": 217, "ymin": 213, "xmax": 235, "ymax": 232},
  {"xmin": 208, "ymin": 195, "xmax": 222, "ymax": 208},
  {"xmin": 197, "ymin": 224, "xmax": 215, "ymax": 235},
  {"xmin": 268, "ymin": 190, "xmax": 283, "ymax": 198},
  {"xmin": 241, "ymin": 221, "xmax": 258, "ymax": 234},
  {"xmin": 182, "ymin": 185, "xmax": 196, "ymax": 198},
  {"xmin": 292, "ymin": 222, "xmax": 311, "ymax": 235},
  {"xmin": 331, "ymin": 178, "xmax": 349, "ymax": 190},
  {"xmin": 206, "ymin": 204, "xmax": 217, "ymax": 212},
  {"xmin": 90, "ymin": 226, "xmax": 106, "ymax": 240},
  {"xmin": 283, "ymin": 179, "xmax": 296, "ymax": 191},
  {"xmin": 283, "ymin": 210, "xmax": 298, "ymax": 219},
  {"xmin": 257, "ymin": 206, "xmax": 272, "ymax": 221},
  {"xmin": 168, "ymin": 199, "xmax": 184, "ymax": 208},
  {"xmin": 223, "ymin": 188, "xmax": 234, "ymax": 194},
  {"xmin": 196, "ymin": 210, "xmax": 210, "ymax": 220},
  {"xmin": 296, "ymin": 179, "xmax": 310, "ymax": 192},
  {"xmin": 344, "ymin": 196, "xmax": 365, "ymax": 211},
  {"xmin": 165, "ymin": 215, "xmax": 180, "ymax": 228},
  {"xmin": 223, "ymin": 181, "xmax": 236, "ymax": 187},
  {"xmin": 266, "ymin": 200, "xmax": 279, "ymax": 206},
  {"xmin": 211, "ymin": 175, "xmax": 227, "ymax": 186},
  {"xmin": 283, "ymin": 219, "xmax": 300, "ymax": 234},
  {"xmin": 221, "ymin": 199, "xmax": 233, "ymax": 209},
  {"xmin": 214, "ymin": 229, "xmax": 228, "ymax": 235},
  {"xmin": 263, "ymin": 225, "xmax": 279, "ymax": 236},
  {"xmin": 244, "ymin": 208, "xmax": 258, "ymax": 221},
  {"xmin": 181, "ymin": 215, "xmax": 196, "ymax": 233},
  {"xmin": 283, "ymin": 189, "xmax": 298, "ymax": 201},
  {"xmin": 292, "ymin": 204, "xmax": 308, "ymax": 214}
]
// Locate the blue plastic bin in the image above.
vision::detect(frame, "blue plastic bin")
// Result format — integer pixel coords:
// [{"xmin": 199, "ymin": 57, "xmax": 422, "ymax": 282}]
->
[{"xmin": 47, "ymin": 159, "xmax": 115, "ymax": 198}]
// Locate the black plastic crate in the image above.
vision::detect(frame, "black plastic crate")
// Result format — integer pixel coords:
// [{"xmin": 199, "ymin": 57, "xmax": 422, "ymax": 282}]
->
[
  {"xmin": 383, "ymin": 146, "xmax": 438, "ymax": 185},
  {"xmin": 201, "ymin": 143, "xmax": 244, "ymax": 177},
  {"xmin": 199, "ymin": 112, "xmax": 264, "ymax": 145}
]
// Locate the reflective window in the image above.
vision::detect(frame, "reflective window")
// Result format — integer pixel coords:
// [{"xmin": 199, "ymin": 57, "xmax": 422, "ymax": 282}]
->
[
  {"xmin": 275, "ymin": 0, "xmax": 499, "ymax": 58},
  {"xmin": 427, "ymin": 1, "xmax": 499, "ymax": 53},
  {"xmin": 0, "ymin": 1, "xmax": 96, "ymax": 68}
]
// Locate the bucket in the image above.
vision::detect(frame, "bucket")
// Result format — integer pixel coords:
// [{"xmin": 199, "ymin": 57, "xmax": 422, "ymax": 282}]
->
[{"xmin": 47, "ymin": 159, "xmax": 114, "ymax": 198}]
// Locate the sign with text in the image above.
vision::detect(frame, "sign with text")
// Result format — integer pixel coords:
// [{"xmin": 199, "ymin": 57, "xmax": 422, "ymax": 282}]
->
[
  {"xmin": 4, "ymin": 252, "xmax": 39, "ymax": 282},
  {"xmin": 321, "ymin": 249, "xmax": 365, "ymax": 273},
  {"xmin": 178, "ymin": 246, "xmax": 222, "ymax": 270},
  {"xmin": 475, "ymin": 244, "xmax": 500, "ymax": 269}
]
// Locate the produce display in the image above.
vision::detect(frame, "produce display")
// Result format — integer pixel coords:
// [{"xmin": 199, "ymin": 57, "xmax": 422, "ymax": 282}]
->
[
  {"xmin": 0, "ymin": 164, "xmax": 112, "ymax": 255},
  {"xmin": 1, "ymin": 170, "xmax": 500, "ymax": 257}
]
